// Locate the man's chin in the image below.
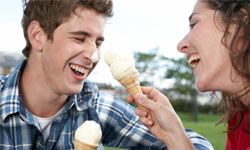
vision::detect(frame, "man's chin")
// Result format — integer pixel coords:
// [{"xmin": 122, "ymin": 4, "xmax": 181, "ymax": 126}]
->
[{"xmin": 66, "ymin": 85, "xmax": 84, "ymax": 95}]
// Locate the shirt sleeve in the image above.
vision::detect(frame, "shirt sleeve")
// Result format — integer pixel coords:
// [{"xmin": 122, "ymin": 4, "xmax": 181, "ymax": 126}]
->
[
  {"xmin": 94, "ymin": 92, "xmax": 214, "ymax": 150},
  {"xmin": 185, "ymin": 128, "xmax": 214, "ymax": 150}
]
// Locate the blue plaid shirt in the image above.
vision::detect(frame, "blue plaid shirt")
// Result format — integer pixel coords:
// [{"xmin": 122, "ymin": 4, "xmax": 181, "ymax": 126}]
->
[{"xmin": 0, "ymin": 61, "xmax": 214, "ymax": 150}]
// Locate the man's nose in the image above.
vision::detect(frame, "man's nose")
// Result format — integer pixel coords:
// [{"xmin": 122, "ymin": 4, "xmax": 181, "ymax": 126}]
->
[{"xmin": 82, "ymin": 41, "xmax": 99, "ymax": 63}]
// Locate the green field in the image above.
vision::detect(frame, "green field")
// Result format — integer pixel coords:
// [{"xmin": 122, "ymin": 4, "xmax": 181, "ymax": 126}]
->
[
  {"xmin": 179, "ymin": 112, "xmax": 226, "ymax": 150},
  {"xmin": 106, "ymin": 113, "xmax": 226, "ymax": 150}
]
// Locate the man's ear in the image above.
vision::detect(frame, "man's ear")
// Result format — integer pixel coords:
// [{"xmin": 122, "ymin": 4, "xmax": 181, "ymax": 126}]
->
[{"xmin": 27, "ymin": 21, "xmax": 46, "ymax": 52}]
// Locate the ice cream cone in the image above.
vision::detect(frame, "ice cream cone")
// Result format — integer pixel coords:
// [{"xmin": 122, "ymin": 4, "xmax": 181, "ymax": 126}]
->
[
  {"xmin": 104, "ymin": 51, "xmax": 148, "ymax": 111},
  {"xmin": 74, "ymin": 140, "xmax": 97, "ymax": 150},
  {"xmin": 118, "ymin": 69, "xmax": 149, "ymax": 111},
  {"xmin": 74, "ymin": 121, "xmax": 102, "ymax": 150},
  {"xmin": 119, "ymin": 69, "xmax": 142, "ymax": 95}
]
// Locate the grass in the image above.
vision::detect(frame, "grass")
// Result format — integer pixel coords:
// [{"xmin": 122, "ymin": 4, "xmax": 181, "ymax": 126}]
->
[
  {"xmin": 179, "ymin": 112, "xmax": 226, "ymax": 150},
  {"xmin": 105, "ymin": 112, "xmax": 226, "ymax": 150}
]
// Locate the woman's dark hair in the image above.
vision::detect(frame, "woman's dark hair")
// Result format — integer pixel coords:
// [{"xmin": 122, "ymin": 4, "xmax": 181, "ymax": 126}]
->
[{"xmin": 204, "ymin": 0, "xmax": 250, "ymax": 131}]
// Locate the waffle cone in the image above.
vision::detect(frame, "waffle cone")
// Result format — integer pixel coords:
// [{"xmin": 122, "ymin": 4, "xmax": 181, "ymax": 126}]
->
[
  {"xmin": 74, "ymin": 140, "xmax": 97, "ymax": 150},
  {"xmin": 119, "ymin": 70, "xmax": 142, "ymax": 95},
  {"xmin": 119, "ymin": 70, "xmax": 149, "ymax": 111}
]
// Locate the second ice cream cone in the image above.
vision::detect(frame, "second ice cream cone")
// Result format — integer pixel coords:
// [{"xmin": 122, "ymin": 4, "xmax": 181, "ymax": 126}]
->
[
  {"xmin": 74, "ymin": 140, "xmax": 97, "ymax": 150},
  {"xmin": 74, "ymin": 120, "xmax": 102, "ymax": 150}
]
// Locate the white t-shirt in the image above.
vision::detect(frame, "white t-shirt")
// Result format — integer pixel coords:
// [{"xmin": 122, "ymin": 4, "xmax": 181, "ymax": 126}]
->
[{"xmin": 34, "ymin": 108, "xmax": 64, "ymax": 142}]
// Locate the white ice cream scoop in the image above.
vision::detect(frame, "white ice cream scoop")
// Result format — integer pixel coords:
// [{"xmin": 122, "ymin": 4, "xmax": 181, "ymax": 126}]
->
[
  {"xmin": 104, "ymin": 51, "xmax": 135, "ymax": 80},
  {"xmin": 74, "ymin": 120, "xmax": 102, "ymax": 147}
]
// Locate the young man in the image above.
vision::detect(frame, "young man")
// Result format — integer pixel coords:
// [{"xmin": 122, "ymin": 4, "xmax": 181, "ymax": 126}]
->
[{"xmin": 0, "ymin": 0, "xmax": 213, "ymax": 149}]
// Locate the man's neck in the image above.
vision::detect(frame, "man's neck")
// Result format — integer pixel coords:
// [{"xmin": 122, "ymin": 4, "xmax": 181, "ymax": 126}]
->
[{"xmin": 20, "ymin": 60, "xmax": 68, "ymax": 118}]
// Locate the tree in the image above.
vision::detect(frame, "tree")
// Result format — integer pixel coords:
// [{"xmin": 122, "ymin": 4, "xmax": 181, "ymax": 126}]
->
[
  {"xmin": 164, "ymin": 57, "xmax": 199, "ymax": 122},
  {"xmin": 134, "ymin": 47, "xmax": 167, "ymax": 86},
  {"xmin": 134, "ymin": 50, "xmax": 199, "ymax": 122}
]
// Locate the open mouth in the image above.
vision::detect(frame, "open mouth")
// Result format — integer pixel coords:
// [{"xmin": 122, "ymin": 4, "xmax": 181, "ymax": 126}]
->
[
  {"xmin": 188, "ymin": 54, "xmax": 200, "ymax": 68},
  {"xmin": 70, "ymin": 63, "xmax": 86, "ymax": 77}
]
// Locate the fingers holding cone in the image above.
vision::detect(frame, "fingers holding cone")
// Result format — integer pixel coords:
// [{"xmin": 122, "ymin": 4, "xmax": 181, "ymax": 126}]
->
[{"xmin": 140, "ymin": 86, "xmax": 173, "ymax": 109}]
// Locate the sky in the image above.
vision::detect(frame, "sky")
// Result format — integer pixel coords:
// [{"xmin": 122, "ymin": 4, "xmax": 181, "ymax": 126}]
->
[{"xmin": 0, "ymin": 0, "xmax": 197, "ymax": 85}]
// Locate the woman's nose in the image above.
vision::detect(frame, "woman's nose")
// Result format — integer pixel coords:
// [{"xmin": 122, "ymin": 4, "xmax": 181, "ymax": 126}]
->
[{"xmin": 177, "ymin": 34, "xmax": 190, "ymax": 54}]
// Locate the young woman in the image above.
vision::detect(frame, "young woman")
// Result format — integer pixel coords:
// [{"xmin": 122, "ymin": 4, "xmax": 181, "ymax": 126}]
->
[{"xmin": 131, "ymin": 0, "xmax": 250, "ymax": 149}]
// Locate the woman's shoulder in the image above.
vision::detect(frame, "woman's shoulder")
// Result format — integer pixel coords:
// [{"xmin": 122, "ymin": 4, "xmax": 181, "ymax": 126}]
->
[{"xmin": 228, "ymin": 109, "xmax": 250, "ymax": 130}]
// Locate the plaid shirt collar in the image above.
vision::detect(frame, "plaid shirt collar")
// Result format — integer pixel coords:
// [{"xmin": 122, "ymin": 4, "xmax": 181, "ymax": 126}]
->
[
  {"xmin": 0, "ymin": 61, "xmax": 24, "ymax": 121},
  {"xmin": 0, "ymin": 60, "xmax": 99, "ymax": 122}
]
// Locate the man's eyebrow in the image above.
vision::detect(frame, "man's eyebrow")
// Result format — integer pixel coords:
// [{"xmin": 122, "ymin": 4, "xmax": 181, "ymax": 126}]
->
[
  {"xmin": 69, "ymin": 31, "xmax": 90, "ymax": 36},
  {"xmin": 68, "ymin": 31, "xmax": 105, "ymax": 41}
]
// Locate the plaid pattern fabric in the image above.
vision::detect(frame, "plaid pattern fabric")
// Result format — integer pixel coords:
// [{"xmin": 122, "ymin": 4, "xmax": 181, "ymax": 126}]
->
[{"xmin": 0, "ymin": 61, "xmax": 214, "ymax": 150}]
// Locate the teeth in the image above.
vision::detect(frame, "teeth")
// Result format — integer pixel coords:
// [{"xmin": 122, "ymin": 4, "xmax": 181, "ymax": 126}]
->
[
  {"xmin": 70, "ymin": 64, "xmax": 85, "ymax": 74},
  {"xmin": 188, "ymin": 54, "xmax": 200, "ymax": 68}
]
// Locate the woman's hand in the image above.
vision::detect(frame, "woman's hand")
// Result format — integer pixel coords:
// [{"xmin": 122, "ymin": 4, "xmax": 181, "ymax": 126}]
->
[{"xmin": 127, "ymin": 86, "xmax": 194, "ymax": 150}]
